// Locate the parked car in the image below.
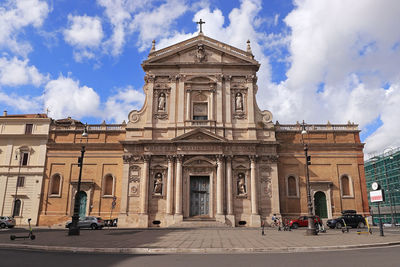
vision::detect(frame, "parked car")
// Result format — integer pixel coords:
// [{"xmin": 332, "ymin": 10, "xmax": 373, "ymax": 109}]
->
[
  {"xmin": 65, "ymin": 216, "xmax": 104, "ymax": 230},
  {"xmin": 326, "ymin": 211, "xmax": 365, "ymax": 229},
  {"xmin": 0, "ymin": 216, "xmax": 16, "ymax": 228},
  {"xmin": 289, "ymin": 216, "xmax": 322, "ymax": 229}
]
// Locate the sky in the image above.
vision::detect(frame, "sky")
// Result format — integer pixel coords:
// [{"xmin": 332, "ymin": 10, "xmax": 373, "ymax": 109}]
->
[{"xmin": 1, "ymin": 0, "xmax": 400, "ymax": 157}]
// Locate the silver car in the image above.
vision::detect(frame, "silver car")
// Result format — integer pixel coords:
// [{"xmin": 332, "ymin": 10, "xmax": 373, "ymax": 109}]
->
[
  {"xmin": 0, "ymin": 216, "xmax": 16, "ymax": 228},
  {"xmin": 65, "ymin": 216, "xmax": 104, "ymax": 230}
]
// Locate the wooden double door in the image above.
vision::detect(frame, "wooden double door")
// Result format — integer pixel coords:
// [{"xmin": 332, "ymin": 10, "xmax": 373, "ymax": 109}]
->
[{"xmin": 190, "ymin": 176, "xmax": 210, "ymax": 217}]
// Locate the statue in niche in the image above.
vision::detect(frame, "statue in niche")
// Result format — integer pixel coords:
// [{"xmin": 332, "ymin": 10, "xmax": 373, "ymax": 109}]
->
[
  {"xmin": 237, "ymin": 173, "xmax": 246, "ymax": 195},
  {"xmin": 235, "ymin": 93, "xmax": 243, "ymax": 111},
  {"xmin": 158, "ymin": 93, "xmax": 166, "ymax": 111},
  {"xmin": 153, "ymin": 173, "xmax": 163, "ymax": 194}
]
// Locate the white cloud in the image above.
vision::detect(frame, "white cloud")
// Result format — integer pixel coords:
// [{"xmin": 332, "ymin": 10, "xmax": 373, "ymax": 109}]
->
[
  {"xmin": 0, "ymin": 91, "xmax": 41, "ymax": 112},
  {"xmin": 263, "ymin": 0, "xmax": 400, "ymax": 156},
  {"xmin": 64, "ymin": 15, "xmax": 104, "ymax": 48},
  {"xmin": 130, "ymin": 0, "xmax": 188, "ymax": 51},
  {"xmin": 63, "ymin": 15, "xmax": 104, "ymax": 61},
  {"xmin": 364, "ymin": 84, "xmax": 400, "ymax": 154},
  {"xmin": 0, "ymin": 0, "xmax": 49, "ymax": 57},
  {"xmin": 97, "ymin": 0, "xmax": 150, "ymax": 56},
  {"xmin": 97, "ymin": 0, "xmax": 189, "ymax": 56},
  {"xmin": 104, "ymin": 86, "xmax": 145, "ymax": 123},
  {"xmin": 0, "ymin": 56, "xmax": 48, "ymax": 86},
  {"xmin": 43, "ymin": 75, "xmax": 100, "ymax": 119}
]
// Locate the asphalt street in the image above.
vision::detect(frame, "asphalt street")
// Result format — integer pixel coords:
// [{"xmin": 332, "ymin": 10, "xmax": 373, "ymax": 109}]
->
[{"xmin": 1, "ymin": 245, "xmax": 399, "ymax": 267}]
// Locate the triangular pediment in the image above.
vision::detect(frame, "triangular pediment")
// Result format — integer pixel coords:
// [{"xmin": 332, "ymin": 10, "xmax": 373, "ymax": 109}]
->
[
  {"xmin": 172, "ymin": 128, "xmax": 227, "ymax": 142},
  {"xmin": 143, "ymin": 35, "xmax": 259, "ymax": 67}
]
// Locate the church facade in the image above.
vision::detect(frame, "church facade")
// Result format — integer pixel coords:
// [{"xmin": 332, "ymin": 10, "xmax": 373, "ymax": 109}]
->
[
  {"xmin": 118, "ymin": 33, "xmax": 368, "ymax": 228},
  {"xmin": 34, "ymin": 33, "xmax": 368, "ymax": 228}
]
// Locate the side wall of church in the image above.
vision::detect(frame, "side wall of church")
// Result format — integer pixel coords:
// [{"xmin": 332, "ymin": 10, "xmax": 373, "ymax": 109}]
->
[
  {"xmin": 38, "ymin": 125, "xmax": 125, "ymax": 226},
  {"xmin": 276, "ymin": 125, "xmax": 369, "ymax": 220}
]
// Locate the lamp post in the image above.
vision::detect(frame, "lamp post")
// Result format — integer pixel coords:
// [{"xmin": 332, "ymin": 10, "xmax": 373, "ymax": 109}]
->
[
  {"xmin": 68, "ymin": 124, "xmax": 88, "ymax": 236},
  {"xmin": 301, "ymin": 121, "xmax": 317, "ymax": 235},
  {"xmin": 383, "ymin": 147, "xmax": 395, "ymax": 226}
]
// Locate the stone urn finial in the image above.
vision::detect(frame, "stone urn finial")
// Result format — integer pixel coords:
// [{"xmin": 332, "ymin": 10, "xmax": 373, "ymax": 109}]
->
[{"xmin": 150, "ymin": 40, "xmax": 156, "ymax": 53}]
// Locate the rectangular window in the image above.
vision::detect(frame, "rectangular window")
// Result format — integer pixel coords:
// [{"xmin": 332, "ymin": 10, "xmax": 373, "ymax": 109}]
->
[
  {"xmin": 17, "ymin": 176, "xmax": 25, "ymax": 187},
  {"xmin": 25, "ymin": 124, "xmax": 33, "ymax": 134},
  {"xmin": 193, "ymin": 103, "xmax": 208, "ymax": 120},
  {"xmin": 21, "ymin": 152, "xmax": 29, "ymax": 166}
]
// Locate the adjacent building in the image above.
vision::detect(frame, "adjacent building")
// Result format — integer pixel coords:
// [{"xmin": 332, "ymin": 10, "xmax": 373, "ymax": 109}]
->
[
  {"xmin": 0, "ymin": 111, "xmax": 50, "ymax": 225},
  {"xmin": 364, "ymin": 147, "xmax": 400, "ymax": 225},
  {"xmin": 38, "ymin": 118, "xmax": 125, "ymax": 226}
]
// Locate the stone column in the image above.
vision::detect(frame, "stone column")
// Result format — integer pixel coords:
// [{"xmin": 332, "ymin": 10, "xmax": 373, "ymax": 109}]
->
[
  {"xmin": 168, "ymin": 76, "xmax": 177, "ymax": 133},
  {"xmin": 249, "ymin": 155, "xmax": 261, "ymax": 227},
  {"xmin": 138, "ymin": 155, "xmax": 150, "ymax": 227},
  {"xmin": 166, "ymin": 156, "xmax": 174, "ymax": 215},
  {"xmin": 185, "ymin": 88, "xmax": 191, "ymax": 121},
  {"xmin": 216, "ymin": 76, "xmax": 223, "ymax": 125},
  {"xmin": 225, "ymin": 156, "xmax": 235, "ymax": 226},
  {"xmin": 246, "ymin": 75, "xmax": 256, "ymax": 139},
  {"xmin": 216, "ymin": 155, "xmax": 225, "ymax": 223},
  {"xmin": 174, "ymin": 155, "xmax": 183, "ymax": 222},
  {"xmin": 177, "ymin": 75, "xmax": 185, "ymax": 131},
  {"xmin": 209, "ymin": 88, "xmax": 214, "ymax": 121}
]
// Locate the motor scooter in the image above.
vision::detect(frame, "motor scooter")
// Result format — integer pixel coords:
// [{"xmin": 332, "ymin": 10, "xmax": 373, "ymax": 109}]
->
[{"xmin": 10, "ymin": 218, "xmax": 35, "ymax": 240}]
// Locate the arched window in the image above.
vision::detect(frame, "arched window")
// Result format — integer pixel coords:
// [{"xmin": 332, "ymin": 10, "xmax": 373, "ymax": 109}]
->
[
  {"xmin": 13, "ymin": 199, "xmax": 21, "ymax": 217},
  {"xmin": 286, "ymin": 175, "xmax": 299, "ymax": 198},
  {"xmin": 103, "ymin": 174, "xmax": 114, "ymax": 196},
  {"xmin": 341, "ymin": 175, "xmax": 352, "ymax": 197},
  {"xmin": 50, "ymin": 174, "xmax": 62, "ymax": 196}
]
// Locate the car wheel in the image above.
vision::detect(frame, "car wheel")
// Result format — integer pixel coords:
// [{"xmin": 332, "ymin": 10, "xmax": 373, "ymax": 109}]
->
[
  {"xmin": 90, "ymin": 223, "xmax": 98, "ymax": 230},
  {"xmin": 335, "ymin": 222, "xmax": 342, "ymax": 229},
  {"xmin": 0, "ymin": 223, "xmax": 6, "ymax": 229},
  {"xmin": 292, "ymin": 223, "xmax": 298, "ymax": 229},
  {"xmin": 357, "ymin": 222, "xmax": 365, "ymax": 228}
]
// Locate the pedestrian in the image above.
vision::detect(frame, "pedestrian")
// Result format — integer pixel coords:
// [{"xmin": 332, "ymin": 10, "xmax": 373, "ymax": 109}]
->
[{"xmin": 261, "ymin": 220, "xmax": 265, "ymax": 236}]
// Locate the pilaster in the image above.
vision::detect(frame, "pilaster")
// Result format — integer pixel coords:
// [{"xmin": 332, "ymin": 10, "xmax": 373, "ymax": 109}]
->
[
  {"xmin": 249, "ymin": 155, "xmax": 260, "ymax": 227},
  {"xmin": 175, "ymin": 155, "xmax": 183, "ymax": 215}
]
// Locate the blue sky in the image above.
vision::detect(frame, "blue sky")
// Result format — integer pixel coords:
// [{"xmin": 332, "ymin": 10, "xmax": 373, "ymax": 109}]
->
[{"xmin": 1, "ymin": 0, "xmax": 400, "ymax": 156}]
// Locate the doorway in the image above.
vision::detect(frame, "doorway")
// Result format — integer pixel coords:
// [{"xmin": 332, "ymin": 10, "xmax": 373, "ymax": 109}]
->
[
  {"xmin": 78, "ymin": 191, "xmax": 87, "ymax": 218},
  {"xmin": 190, "ymin": 176, "xmax": 209, "ymax": 217},
  {"xmin": 314, "ymin": 191, "xmax": 328, "ymax": 218}
]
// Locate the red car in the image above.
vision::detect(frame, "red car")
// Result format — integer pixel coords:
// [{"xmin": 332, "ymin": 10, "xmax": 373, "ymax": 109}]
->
[{"xmin": 289, "ymin": 216, "xmax": 322, "ymax": 229}]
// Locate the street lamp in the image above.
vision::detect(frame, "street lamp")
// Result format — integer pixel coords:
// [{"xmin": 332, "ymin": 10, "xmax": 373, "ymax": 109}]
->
[
  {"xmin": 383, "ymin": 147, "xmax": 395, "ymax": 226},
  {"xmin": 68, "ymin": 123, "xmax": 88, "ymax": 236},
  {"xmin": 301, "ymin": 121, "xmax": 318, "ymax": 235}
]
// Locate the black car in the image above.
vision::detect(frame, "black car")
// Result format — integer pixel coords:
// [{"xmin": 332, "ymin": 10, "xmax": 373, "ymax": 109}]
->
[{"xmin": 326, "ymin": 211, "xmax": 366, "ymax": 229}]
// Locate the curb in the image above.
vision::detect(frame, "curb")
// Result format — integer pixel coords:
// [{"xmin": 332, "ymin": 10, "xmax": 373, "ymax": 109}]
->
[{"xmin": 1, "ymin": 241, "xmax": 400, "ymax": 254}]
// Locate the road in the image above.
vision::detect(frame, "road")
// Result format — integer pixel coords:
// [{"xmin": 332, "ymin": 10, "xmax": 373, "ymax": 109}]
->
[{"xmin": 1, "ymin": 245, "xmax": 399, "ymax": 267}]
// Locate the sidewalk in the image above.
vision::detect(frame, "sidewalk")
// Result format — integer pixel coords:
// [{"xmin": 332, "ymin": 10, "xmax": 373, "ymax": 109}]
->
[{"xmin": 0, "ymin": 227, "xmax": 399, "ymax": 254}]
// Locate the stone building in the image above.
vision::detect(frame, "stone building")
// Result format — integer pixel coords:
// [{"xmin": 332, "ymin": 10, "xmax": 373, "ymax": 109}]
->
[
  {"xmin": 0, "ymin": 112, "xmax": 50, "ymax": 225},
  {"xmin": 37, "ymin": 118, "xmax": 125, "ymax": 226},
  {"xmin": 34, "ymin": 32, "xmax": 369, "ymax": 228},
  {"xmin": 118, "ymin": 32, "xmax": 369, "ymax": 228}
]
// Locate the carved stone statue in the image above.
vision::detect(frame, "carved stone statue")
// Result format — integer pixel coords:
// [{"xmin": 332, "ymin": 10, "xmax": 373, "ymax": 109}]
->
[
  {"xmin": 235, "ymin": 93, "xmax": 243, "ymax": 111},
  {"xmin": 153, "ymin": 173, "xmax": 163, "ymax": 194},
  {"xmin": 158, "ymin": 93, "xmax": 166, "ymax": 111},
  {"xmin": 196, "ymin": 44, "xmax": 206, "ymax": 62},
  {"xmin": 237, "ymin": 173, "xmax": 246, "ymax": 195}
]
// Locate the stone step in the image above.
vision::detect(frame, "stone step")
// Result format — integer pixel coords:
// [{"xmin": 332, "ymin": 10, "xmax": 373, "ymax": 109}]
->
[{"xmin": 170, "ymin": 219, "xmax": 230, "ymax": 228}]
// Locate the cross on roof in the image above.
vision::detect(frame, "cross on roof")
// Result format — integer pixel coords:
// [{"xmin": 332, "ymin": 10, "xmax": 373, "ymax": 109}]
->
[{"xmin": 196, "ymin": 19, "xmax": 205, "ymax": 34}]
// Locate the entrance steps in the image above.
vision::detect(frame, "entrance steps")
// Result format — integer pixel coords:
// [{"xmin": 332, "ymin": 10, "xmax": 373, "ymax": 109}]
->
[{"xmin": 170, "ymin": 218, "xmax": 230, "ymax": 228}]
